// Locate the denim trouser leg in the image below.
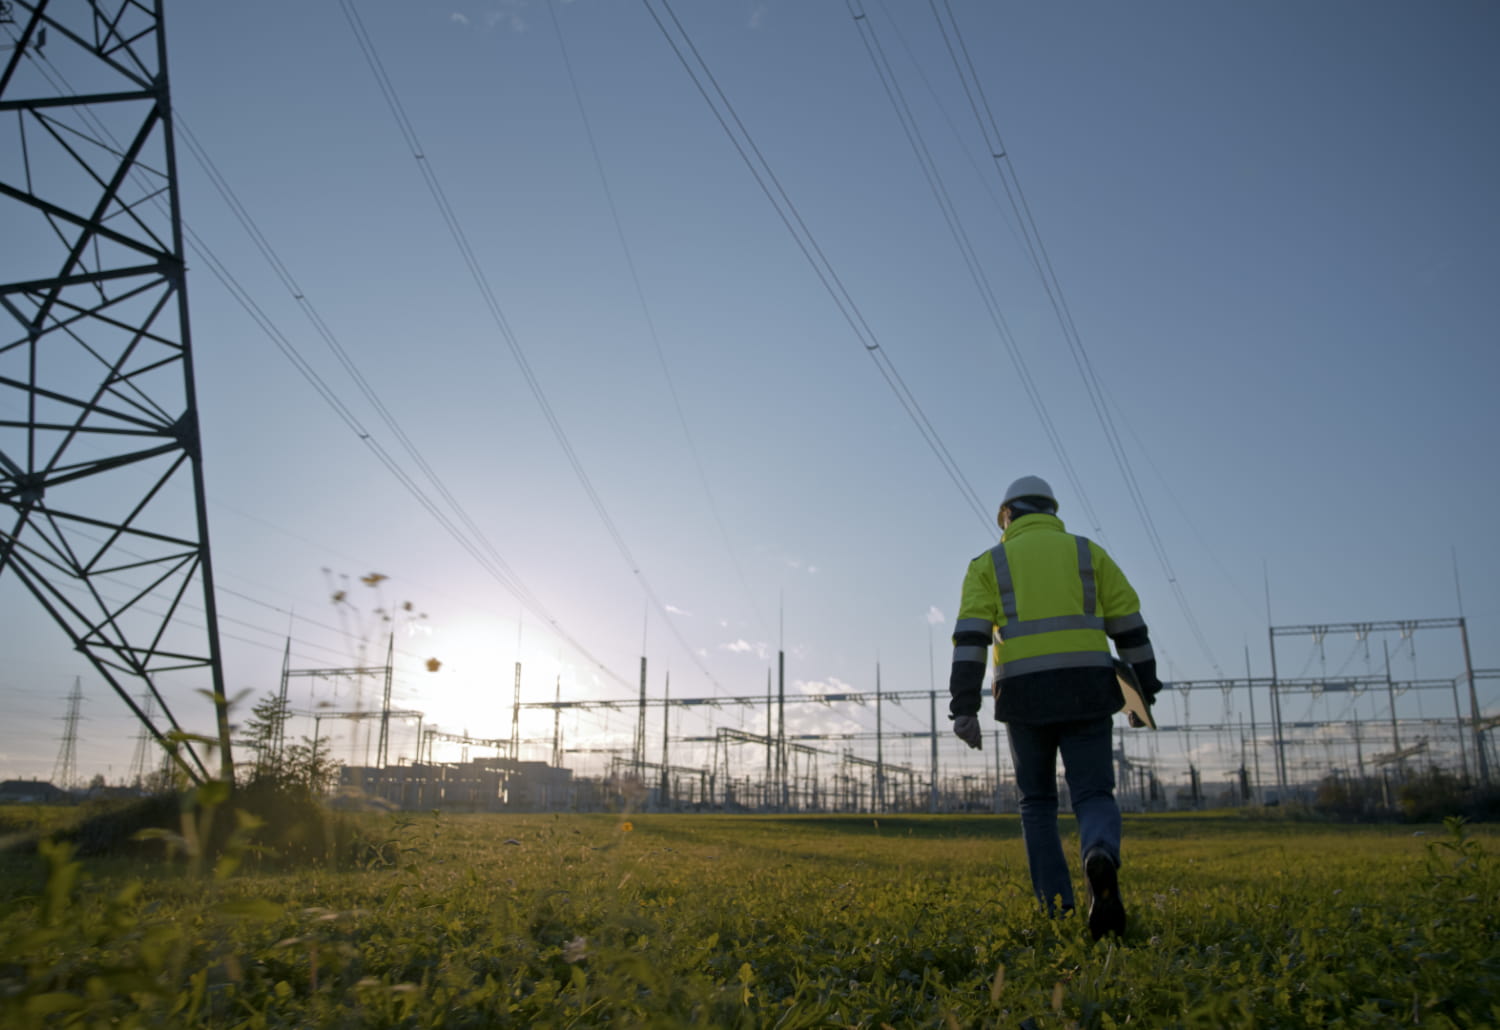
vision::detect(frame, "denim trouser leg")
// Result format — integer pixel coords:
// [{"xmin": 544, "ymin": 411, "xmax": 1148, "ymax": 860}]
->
[
  {"xmin": 1008, "ymin": 716, "xmax": 1121, "ymax": 913},
  {"xmin": 1057, "ymin": 715, "xmax": 1121, "ymax": 869},
  {"xmin": 1008, "ymin": 721, "xmax": 1073, "ymax": 912}
]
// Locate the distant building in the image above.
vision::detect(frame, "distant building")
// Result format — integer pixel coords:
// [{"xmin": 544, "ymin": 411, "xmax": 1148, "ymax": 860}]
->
[
  {"xmin": 340, "ymin": 758, "xmax": 575, "ymax": 812},
  {"xmin": 0, "ymin": 779, "xmax": 68, "ymax": 804}
]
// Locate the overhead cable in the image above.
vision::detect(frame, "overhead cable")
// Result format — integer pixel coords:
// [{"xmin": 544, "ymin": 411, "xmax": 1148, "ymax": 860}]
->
[
  {"xmin": 642, "ymin": 0, "xmax": 994, "ymax": 533},
  {"xmin": 337, "ymin": 0, "xmax": 726, "ymax": 692},
  {"xmin": 928, "ymin": 0, "xmax": 1224, "ymax": 675},
  {"xmin": 847, "ymin": 0, "xmax": 1106, "ymax": 541},
  {"xmin": 544, "ymin": 0, "xmax": 773, "ymax": 643}
]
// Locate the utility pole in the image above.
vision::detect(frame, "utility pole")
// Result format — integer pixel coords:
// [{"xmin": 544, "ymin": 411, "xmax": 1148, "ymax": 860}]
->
[
  {"xmin": 52, "ymin": 677, "xmax": 84, "ymax": 790},
  {"xmin": 1459, "ymin": 618, "xmax": 1489, "ymax": 786},
  {"xmin": 1384, "ymin": 641, "xmax": 1403, "ymax": 777},
  {"xmin": 1449, "ymin": 673, "xmax": 1471, "ymax": 783},
  {"xmin": 511, "ymin": 659, "xmax": 523, "ymax": 764},
  {"xmin": 376, "ymin": 634, "xmax": 395, "ymax": 768},
  {"xmin": 635, "ymin": 656, "xmax": 647, "ymax": 778},
  {"xmin": 275, "ymin": 639, "xmax": 292, "ymax": 765},
  {"xmin": 660, "ymin": 672, "xmax": 670, "ymax": 808},
  {"xmin": 1352, "ymin": 712, "xmax": 1365, "ymax": 780},
  {"xmin": 928, "ymin": 689, "xmax": 938, "ymax": 813},
  {"xmin": 1244, "ymin": 646, "xmax": 1261, "ymax": 802},
  {"xmin": 1267, "ymin": 627, "xmax": 1287, "ymax": 793},
  {"xmin": 764, "ymin": 668, "xmax": 772, "ymax": 804},
  {"xmin": 777, "ymin": 648, "xmax": 787, "ymax": 811},
  {"xmin": 551, "ymin": 675, "xmax": 563, "ymax": 768},
  {"xmin": 875, "ymin": 662, "xmax": 886, "ymax": 812},
  {"xmin": 928, "ymin": 624, "xmax": 938, "ymax": 812},
  {"xmin": 1, "ymin": 0, "xmax": 231, "ymax": 785}
]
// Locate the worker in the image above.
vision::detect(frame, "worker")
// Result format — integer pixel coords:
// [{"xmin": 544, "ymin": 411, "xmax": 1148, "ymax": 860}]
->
[{"xmin": 948, "ymin": 475, "xmax": 1161, "ymax": 940}]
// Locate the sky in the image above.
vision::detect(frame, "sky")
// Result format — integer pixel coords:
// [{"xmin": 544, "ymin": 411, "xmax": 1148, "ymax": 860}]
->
[{"xmin": 3, "ymin": 0, "xmax": 1498, "ymax": 794}]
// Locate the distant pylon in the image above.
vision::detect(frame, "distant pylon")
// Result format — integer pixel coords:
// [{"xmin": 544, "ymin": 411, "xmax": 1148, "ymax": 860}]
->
[
  {"xmin": 51, "ymin": 677, "xmax": 84, "ymax": 790},
  {"xmin": 128, "ymin": 692, "xmax": 157, "ymax": 787}
]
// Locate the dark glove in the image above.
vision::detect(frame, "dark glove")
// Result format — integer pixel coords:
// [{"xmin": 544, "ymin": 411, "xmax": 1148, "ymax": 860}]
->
[
  {"xmin": 952, "ymin": 715, "xmax": 983, "ymax": 750},
  {"xmin": 1127, "ymin": 663, "xmax": 1162, "ymax": 728},
  {"xmin": 1133, "ymin": 662, "xmax": 1163, "ymax": 702}
]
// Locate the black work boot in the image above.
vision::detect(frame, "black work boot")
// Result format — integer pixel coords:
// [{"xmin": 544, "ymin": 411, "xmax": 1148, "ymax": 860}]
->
[{"xmin": 1084, "ymin": 848, "xmax": 1126, "ymax": 941}]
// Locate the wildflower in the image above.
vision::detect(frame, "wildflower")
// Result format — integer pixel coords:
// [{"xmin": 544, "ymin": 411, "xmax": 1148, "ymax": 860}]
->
[
  {"xmin": 620, "ymin": 821, "xmax": 634, "ymax": 832},
  {"xmin": 564, "ymin": 936, "xmax": 589, "ymax": 963}
]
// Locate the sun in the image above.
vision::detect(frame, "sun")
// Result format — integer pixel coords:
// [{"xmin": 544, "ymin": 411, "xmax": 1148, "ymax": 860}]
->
[{"xmin": 401, "ymin": 616, "xmax": 579, "ymax": 746}]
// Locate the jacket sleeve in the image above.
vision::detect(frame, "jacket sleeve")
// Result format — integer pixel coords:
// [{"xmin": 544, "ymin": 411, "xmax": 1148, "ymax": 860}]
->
[
  {"xmin": 949, "ymin": 554, "xmax": 998, "ymax": 718},
  {"xmin": 1092, "ymin": 544, "xmax": 1159, "ymax": 688}
]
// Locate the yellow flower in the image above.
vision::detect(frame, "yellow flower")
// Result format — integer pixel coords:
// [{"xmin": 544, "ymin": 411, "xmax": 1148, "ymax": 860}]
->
[{"xmin": 620, "ymin": 821, "xmax": 634, "ymax": 832}]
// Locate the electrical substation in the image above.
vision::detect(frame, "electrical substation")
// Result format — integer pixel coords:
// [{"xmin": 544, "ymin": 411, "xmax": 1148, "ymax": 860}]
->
[{"xmin": 272, "ymin": 620, "xmax": 1497, "ymax": 815}]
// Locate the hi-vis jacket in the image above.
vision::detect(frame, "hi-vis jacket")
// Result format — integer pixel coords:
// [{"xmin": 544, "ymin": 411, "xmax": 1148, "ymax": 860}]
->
[{"xmin": 949, "ymin": 513, "xmax": 1154, "ymax": 724}]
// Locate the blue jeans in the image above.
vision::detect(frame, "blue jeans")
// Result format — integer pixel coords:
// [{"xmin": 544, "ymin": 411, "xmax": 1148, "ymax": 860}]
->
[{"xmin": 1007, "ymin": 716, "xmax": 1120, "ymax": 912}]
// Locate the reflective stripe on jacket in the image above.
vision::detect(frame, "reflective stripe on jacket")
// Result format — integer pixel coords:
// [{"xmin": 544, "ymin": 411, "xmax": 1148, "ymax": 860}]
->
[{"xmin": 954, "ymin": 513, "xmax": 1146, "ymax": 686}]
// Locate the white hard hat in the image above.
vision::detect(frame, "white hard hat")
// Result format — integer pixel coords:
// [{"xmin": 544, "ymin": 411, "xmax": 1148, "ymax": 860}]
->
[{"xmin": 1002, "ymin": 475, "xmax": 1058, "ymax": 510}]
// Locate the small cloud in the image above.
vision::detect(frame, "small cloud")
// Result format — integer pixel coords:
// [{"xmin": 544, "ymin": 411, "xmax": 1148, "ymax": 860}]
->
[
  {"xmin": 926, "ymin": 606, "xmax": 946, "ymax": 626},
  {"xmin": 485, "ymin": 2, "xmax": 527, "ymax": 32},
  {"xmin": 450, "ymin": 12, "xmax": 469, "ymax": 24},
  {"xmin": 794, "ymin": 676, "xmax": 854, "ymax": 696},
  {"xmin": 665, "ymin": 604, "xmax": 693, "ymax": 617},
  {"xmin": 748, "ymin": 4, "xmax": 768, "ymax": 29},
  {"xmin": 721, "ymin": 639, "xmax": 770, "ymax": 659}
]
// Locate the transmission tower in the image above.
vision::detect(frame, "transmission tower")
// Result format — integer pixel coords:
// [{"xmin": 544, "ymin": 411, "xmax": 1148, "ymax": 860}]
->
[
  {"xmin": 126, "ymin": 689, "xmax": 155, "ymax": 786},
  {"xmin": 1, "ymin": 2, "xmax": 231, "ymax": 783},
  {"xmin": 51, "ymin": 675, "xmax": 83, "ymax": 789}
]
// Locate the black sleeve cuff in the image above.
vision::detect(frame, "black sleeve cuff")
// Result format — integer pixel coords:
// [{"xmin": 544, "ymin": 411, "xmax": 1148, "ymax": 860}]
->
[
  {"xmin": 948, "ymin": 662, "xmax": 986, "ymax": 718},
  {"xmin": 1110, "ymin": 626, "xmax": 1151, "ymax": 649}
]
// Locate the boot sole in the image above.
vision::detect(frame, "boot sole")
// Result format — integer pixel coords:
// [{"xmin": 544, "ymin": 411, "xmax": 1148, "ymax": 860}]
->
[{"xmin": 1085, "ymin": 852, "xmax": 1126, "ymax": 941}]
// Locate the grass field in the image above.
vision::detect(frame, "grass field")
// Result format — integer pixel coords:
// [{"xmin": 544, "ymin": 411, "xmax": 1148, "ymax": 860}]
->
[{"xmin": 2, "ymin": 808, "xmax": 1497, "ymax": 1028}]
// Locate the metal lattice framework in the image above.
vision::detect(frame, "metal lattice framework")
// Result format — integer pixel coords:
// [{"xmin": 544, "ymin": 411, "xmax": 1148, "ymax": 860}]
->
[{"xmin": 1, "ymin": 0, "xmax": 228, "ymax": 783}]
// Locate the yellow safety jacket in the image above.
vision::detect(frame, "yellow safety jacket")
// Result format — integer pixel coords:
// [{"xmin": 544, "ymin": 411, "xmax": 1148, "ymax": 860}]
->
[{"xmin": 950, "ymin": 513, "xmax": 1151, "ymax": 723}]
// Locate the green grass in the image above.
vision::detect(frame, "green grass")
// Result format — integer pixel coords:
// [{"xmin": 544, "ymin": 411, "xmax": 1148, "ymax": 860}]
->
[{"xmin": 1, "ymin": 809, "xmax": 1496, "ymax": 1028}]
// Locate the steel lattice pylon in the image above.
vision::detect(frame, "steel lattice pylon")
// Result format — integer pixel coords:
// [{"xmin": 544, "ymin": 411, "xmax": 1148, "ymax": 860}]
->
[{"xmin": 1, "ymin": 0, "xmax": 230, "ymax": 784}]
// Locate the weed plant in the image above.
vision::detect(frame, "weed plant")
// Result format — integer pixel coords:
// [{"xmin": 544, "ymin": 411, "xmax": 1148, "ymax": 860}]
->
[{"xmin": 1, "ymin": 809, "xmax": 1496, "ymax": 1027}]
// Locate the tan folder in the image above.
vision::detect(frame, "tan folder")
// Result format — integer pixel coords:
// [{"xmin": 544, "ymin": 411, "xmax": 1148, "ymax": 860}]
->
[{"xmin": 1114, "ymin": 658, "xmax": 1156, "ymax": 730}]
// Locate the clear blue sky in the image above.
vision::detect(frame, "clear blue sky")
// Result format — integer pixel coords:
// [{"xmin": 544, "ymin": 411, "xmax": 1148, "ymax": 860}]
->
[{"xmin": 3, "ymin": 1, "xmax": 1497, "ymax": 788}]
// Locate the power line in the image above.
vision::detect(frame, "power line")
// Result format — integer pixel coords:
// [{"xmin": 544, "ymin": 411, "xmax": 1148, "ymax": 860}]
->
[
  {"xmin": 846, "ymin": 0, "xmax": 1105, "ymax": 541},
  {"xmin": 337, "ymin": 0, "xmax": 725, "ymax": 692},
  {"xmin": 544, "ymin": 0, "xmax": 772, "ymax": 644},
  {"xmin": 642, "ymin": 0, "xmax": 993, "ymax": 533},
  {"xmin": 928, "ymin": 0, "xmax": 1223, "ymax": 675}
]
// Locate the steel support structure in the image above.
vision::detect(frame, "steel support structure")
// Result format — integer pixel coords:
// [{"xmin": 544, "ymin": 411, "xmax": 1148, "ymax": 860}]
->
[
  {"xmin": 1, "ymin": 0, "xmax": 229, "ymax": 783},
  {"xmin": 282, "ymin": 658, "xmax": 394, "ymax": 765},
  {"xmin": 1270, "ymin": 618, "xmax": 1489, "ymax": 787}
]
